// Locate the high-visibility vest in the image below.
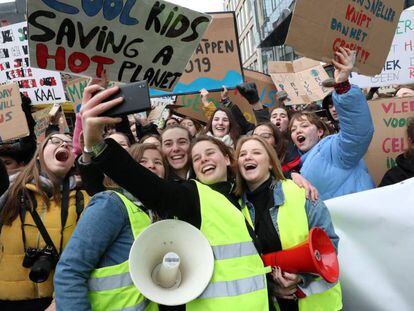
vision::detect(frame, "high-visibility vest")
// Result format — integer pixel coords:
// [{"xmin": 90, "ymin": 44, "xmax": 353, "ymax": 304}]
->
[
  {"xmin": 242, "ymin": 180, "xmax": 343, "ymax": 311},
  {"xmin": 186, "ymin": 181, "xmax": 270, "ymax": 311},
  {"xmin": 87, "ymin": 192, "xmax": 158, "ymax": 311}
]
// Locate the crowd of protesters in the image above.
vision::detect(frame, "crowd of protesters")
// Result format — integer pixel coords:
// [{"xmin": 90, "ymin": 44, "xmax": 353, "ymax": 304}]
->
[{"xmin": 0, "ymin": 44, "xmax": 413, "ymax": 311}]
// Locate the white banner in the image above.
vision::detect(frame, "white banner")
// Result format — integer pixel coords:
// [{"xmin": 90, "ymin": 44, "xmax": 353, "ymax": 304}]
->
[
  {"xmin": 325, "ymin": 178, "xmax": 414, "ymax": 311},
  {"xmin": 0, "ymin": 22, "xmax": 65, "ymax": 104},
  {"xmin": 350, "ymin": 8, "xmax": 414, "ymax": 88}
]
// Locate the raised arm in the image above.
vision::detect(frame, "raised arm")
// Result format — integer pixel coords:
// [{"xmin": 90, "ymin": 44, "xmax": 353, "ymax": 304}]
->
[
  {"xmin": 80, "ymin": 85, "xmax": 199, "ymax": 224},
  {"xmin": 331, "ymin": 48, "xmax": 374, "ymax": 169}
]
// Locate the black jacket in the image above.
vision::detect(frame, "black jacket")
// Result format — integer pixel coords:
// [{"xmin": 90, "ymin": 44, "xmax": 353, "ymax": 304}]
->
[{"xmin": 379, "ymin": 153, "xmax": 414, "ymax": 187}]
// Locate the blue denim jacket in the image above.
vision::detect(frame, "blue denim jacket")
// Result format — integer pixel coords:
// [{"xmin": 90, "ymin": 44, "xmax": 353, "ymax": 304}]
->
[
  {"xmin": 241, "ymin": 181, "xmax": 339, "ymax": 287},
  {"xmin": 242, "ymin": 181, "xmax": 339, "ymax": 251},
  {"xmin": 54, "ymin": 191, "xmax": 136, "ymax": 311},
  {"xmin": 300, "ymin": 86, "xmax": 375, "ymax": 200}
]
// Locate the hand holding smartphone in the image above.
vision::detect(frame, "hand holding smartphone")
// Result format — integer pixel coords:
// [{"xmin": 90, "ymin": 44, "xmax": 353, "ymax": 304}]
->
[{"xmin": 100, "ymin": 81, "xmax": 151, "ymax": 117}]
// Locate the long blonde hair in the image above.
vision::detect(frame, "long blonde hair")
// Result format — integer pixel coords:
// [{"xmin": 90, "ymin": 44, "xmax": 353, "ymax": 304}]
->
[
  {"xmin": 234, "ymin": 136, "xmax": 285, "ymax": 196},
  {"xmin": 1, "ymin": 133, "xmax": 74, "ymax": 225}
]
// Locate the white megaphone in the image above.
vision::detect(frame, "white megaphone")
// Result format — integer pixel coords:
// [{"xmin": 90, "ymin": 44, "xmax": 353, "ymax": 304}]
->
[{"xmin": 129, "ymin": 220, "xmax": 214, "ymax": 306}]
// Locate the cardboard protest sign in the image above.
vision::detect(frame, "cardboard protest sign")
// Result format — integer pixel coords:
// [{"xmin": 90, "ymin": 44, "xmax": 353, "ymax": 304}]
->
[
  {"xmin": 0, "ymin": 22, "xmax": 65, "ymax": 104},
  {"xmin": 285, "ymin": 0, "xmax": 405, "ymax": 76},
  {"xmin": 350, "ymin": 8, "xmax": 414, "ymax": 87},
  {"xmin": 175, "ymin": 69, "xmax": 278, "ymax": 123},
  {"xmin": 0, "ymin": 83, "xmax": 29, "ymax": 142},
  {"xmin": 65, "ymin": 77, "xmax": 119, "ymax": 113},
  {"xmin": 364, "ymin": 96, "xmax": 414, "ymax": 185},
  {"xmin": 33, "ymin": 106, "xmax": 69, "ymax": 142},
  {"xmin": 268, "ymin": 58, "xmax": 331, "ymax": 106},
  {"xmin": 65, "ymin": 77, "xmax": 89, "ymax": 113},
  {"xmin": 27, "ymin": 0, "xmax": 211, "ymax": 92},
  {"xmin": 151, "ymin": 12, "xmax": 243, "ymax": 96}
]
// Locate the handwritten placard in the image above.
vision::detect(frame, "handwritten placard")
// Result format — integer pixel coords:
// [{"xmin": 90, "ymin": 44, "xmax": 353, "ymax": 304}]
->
[
  {"xmin": 350, "ymin": 8, "xmax": 414, "ymax": 87},
  {"xmin": 27, "ymin": 0, "xmax": 211, "ymax": 92},
  {"xmin": 268, "ymin": 58, "xmax": 331, "ymax": 106},
  {"xmin": 0, "ymin": 22, "xmax": 65, "ymax": 104},
  {"xmin": 176, "ymin": 69, "xmax": 278, "ymax": 123},
  {"xmin": 286, "ymin": 0, "xmax": 405, "ymax": 76},
  {"xmin": 148, "ymin": 96, "xmax": 175, "ymax": 128},
  {"xmin": 151, "ymin": 12, "xmax": 243, "ymax": 96},
  {"xmin": 65, "ymin": 77, "xmax": 89, "ymax": 113},
  {"xmin": 365, "ymin": 96, "xmax": 414, "ymax": 184},
  {"xmin": 32, "ymin": 106, "xmax": 69, "ymax": 142},
  {"xmin": 0, "ymin": 83, "xmax": 29, "ymax": 142}
]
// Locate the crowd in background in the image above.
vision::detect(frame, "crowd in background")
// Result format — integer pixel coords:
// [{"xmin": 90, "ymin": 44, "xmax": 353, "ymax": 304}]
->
[{"xmin": 0, "ymin": 47, "xmax": 414, "ymax": 311}]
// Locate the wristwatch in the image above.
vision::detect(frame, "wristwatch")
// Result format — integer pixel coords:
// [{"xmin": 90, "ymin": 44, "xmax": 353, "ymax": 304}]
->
[{"xmin": 83, "ymin": 141, "xmax": 107, "ymax": 158}]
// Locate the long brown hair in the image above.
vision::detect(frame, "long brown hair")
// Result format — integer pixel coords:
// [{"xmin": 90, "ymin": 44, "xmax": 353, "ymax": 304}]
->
[
  {"xmin": 103, "ymin": 143, "xmax": 169, "ymax": 188},
  {"xmin": 234, "ymin": 136, "xmax": 285, "ymax": 196},
  {"xmin": 1, "ymin": 133, "xmax": 74, "ymax": 226},
  {"xmin": 204, "ymin": 108, "xmax": 240, "ymax": 145}
]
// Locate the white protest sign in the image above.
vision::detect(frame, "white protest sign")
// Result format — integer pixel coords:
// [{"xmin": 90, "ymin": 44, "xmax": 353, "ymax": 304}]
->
[
  {"xmin": 350, "ymin": 8, "xmax": 414, "ymax": 87},
  {"xmin": 0, "ymin": 22, "xmax": 66, "ymax": 104},
  {"xmin": 27, "ymin": 0, "xmax": 211, "ymax": 92},
  {"xmin": 325, "ymin": 178, "xmax": 414, "ymax": 311}
]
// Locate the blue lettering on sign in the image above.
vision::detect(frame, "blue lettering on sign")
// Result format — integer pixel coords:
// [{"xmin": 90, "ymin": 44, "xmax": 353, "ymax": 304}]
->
[
  {"xmin": 41, "ymin": 0, "xmax": 79, "ymax": 14},
  {"xmin": 41, "ymin": 0, "xmax": 138, "ymax": 25}
]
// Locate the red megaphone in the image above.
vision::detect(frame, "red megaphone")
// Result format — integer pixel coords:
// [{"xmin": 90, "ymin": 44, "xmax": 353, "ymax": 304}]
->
[{"xmin": 262, "ymin": 227, "xmax": 339, "ymax": 283}]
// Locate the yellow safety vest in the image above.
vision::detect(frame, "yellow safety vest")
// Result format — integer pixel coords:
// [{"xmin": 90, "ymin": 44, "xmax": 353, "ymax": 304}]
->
[
  {"xmin": 87, "ymin": 192, "xmax": 158, "ymax": 311},
  {"xmin": 242, "ymin": 180, "xmax": 342, "ymax": 311},
  {"xmin": 186, "ymin": 181, "xmax": 270, "ymax": 311}
]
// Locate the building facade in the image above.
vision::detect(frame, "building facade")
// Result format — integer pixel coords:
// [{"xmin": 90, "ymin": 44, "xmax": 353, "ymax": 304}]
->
[{"xmin": 224, "ymin": 0, "xmax": 263, "ymax": 72}]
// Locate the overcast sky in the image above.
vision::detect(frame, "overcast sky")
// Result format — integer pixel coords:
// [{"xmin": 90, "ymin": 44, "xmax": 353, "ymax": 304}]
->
[{"xmin": 0, "ymin": 0, "xmax": 225, "ymax": 12}]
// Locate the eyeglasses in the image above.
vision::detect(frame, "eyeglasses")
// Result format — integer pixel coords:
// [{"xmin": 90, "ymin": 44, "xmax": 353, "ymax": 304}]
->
[
  {"xmin": 257, "ymin": 133, "xmax": 274, "ymax": 139},
  {"xmin": 48, "ymin": 136, "xmax": 73, "ymax": 149}
]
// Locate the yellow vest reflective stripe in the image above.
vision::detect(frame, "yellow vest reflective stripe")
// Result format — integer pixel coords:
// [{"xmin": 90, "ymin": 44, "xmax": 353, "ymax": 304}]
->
[
  {"xmin": 88, "ymin": 192, "xmax": 158, "ymax": 311},
  {"xmin": 242, "ymin": 180, "xmax": 342, "ymax": 311},
  {"xmin": 211, "ymin": 241, "xmax": 257, "ymax": 259},
  {"xmin": 186, "ymin": 181, "xmax": 269, "ymax": 310}
]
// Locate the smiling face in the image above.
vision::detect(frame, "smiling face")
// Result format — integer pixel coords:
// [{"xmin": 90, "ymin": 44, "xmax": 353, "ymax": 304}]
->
[
  {"xmin": 139, "ymin": 149, "xmax": 165, "ymax": 179},
  {"xmin": 238, "ymin": 139, "xmax": 271, "ymax": 191},
  {"xmin": 291, "ymin": 116, "xmax": 324, "ymax": 153},
  {"xmin": 161, "ymin": 128, "xmax": 190, "ymax": 171},
  {"xmin": 270, "ymin": 108, "xmax": 289, "ymax": 132},
  {"xmin": 192, "ymin": 140, "xmax": 230, "ymax": 185},
  {"xmin": 211, "ymin": 110, "xmax": 230, "ymax": 138},
  {"xmin": 42, "ymin": 134, "xmax": 75, "ymax": 178}
]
